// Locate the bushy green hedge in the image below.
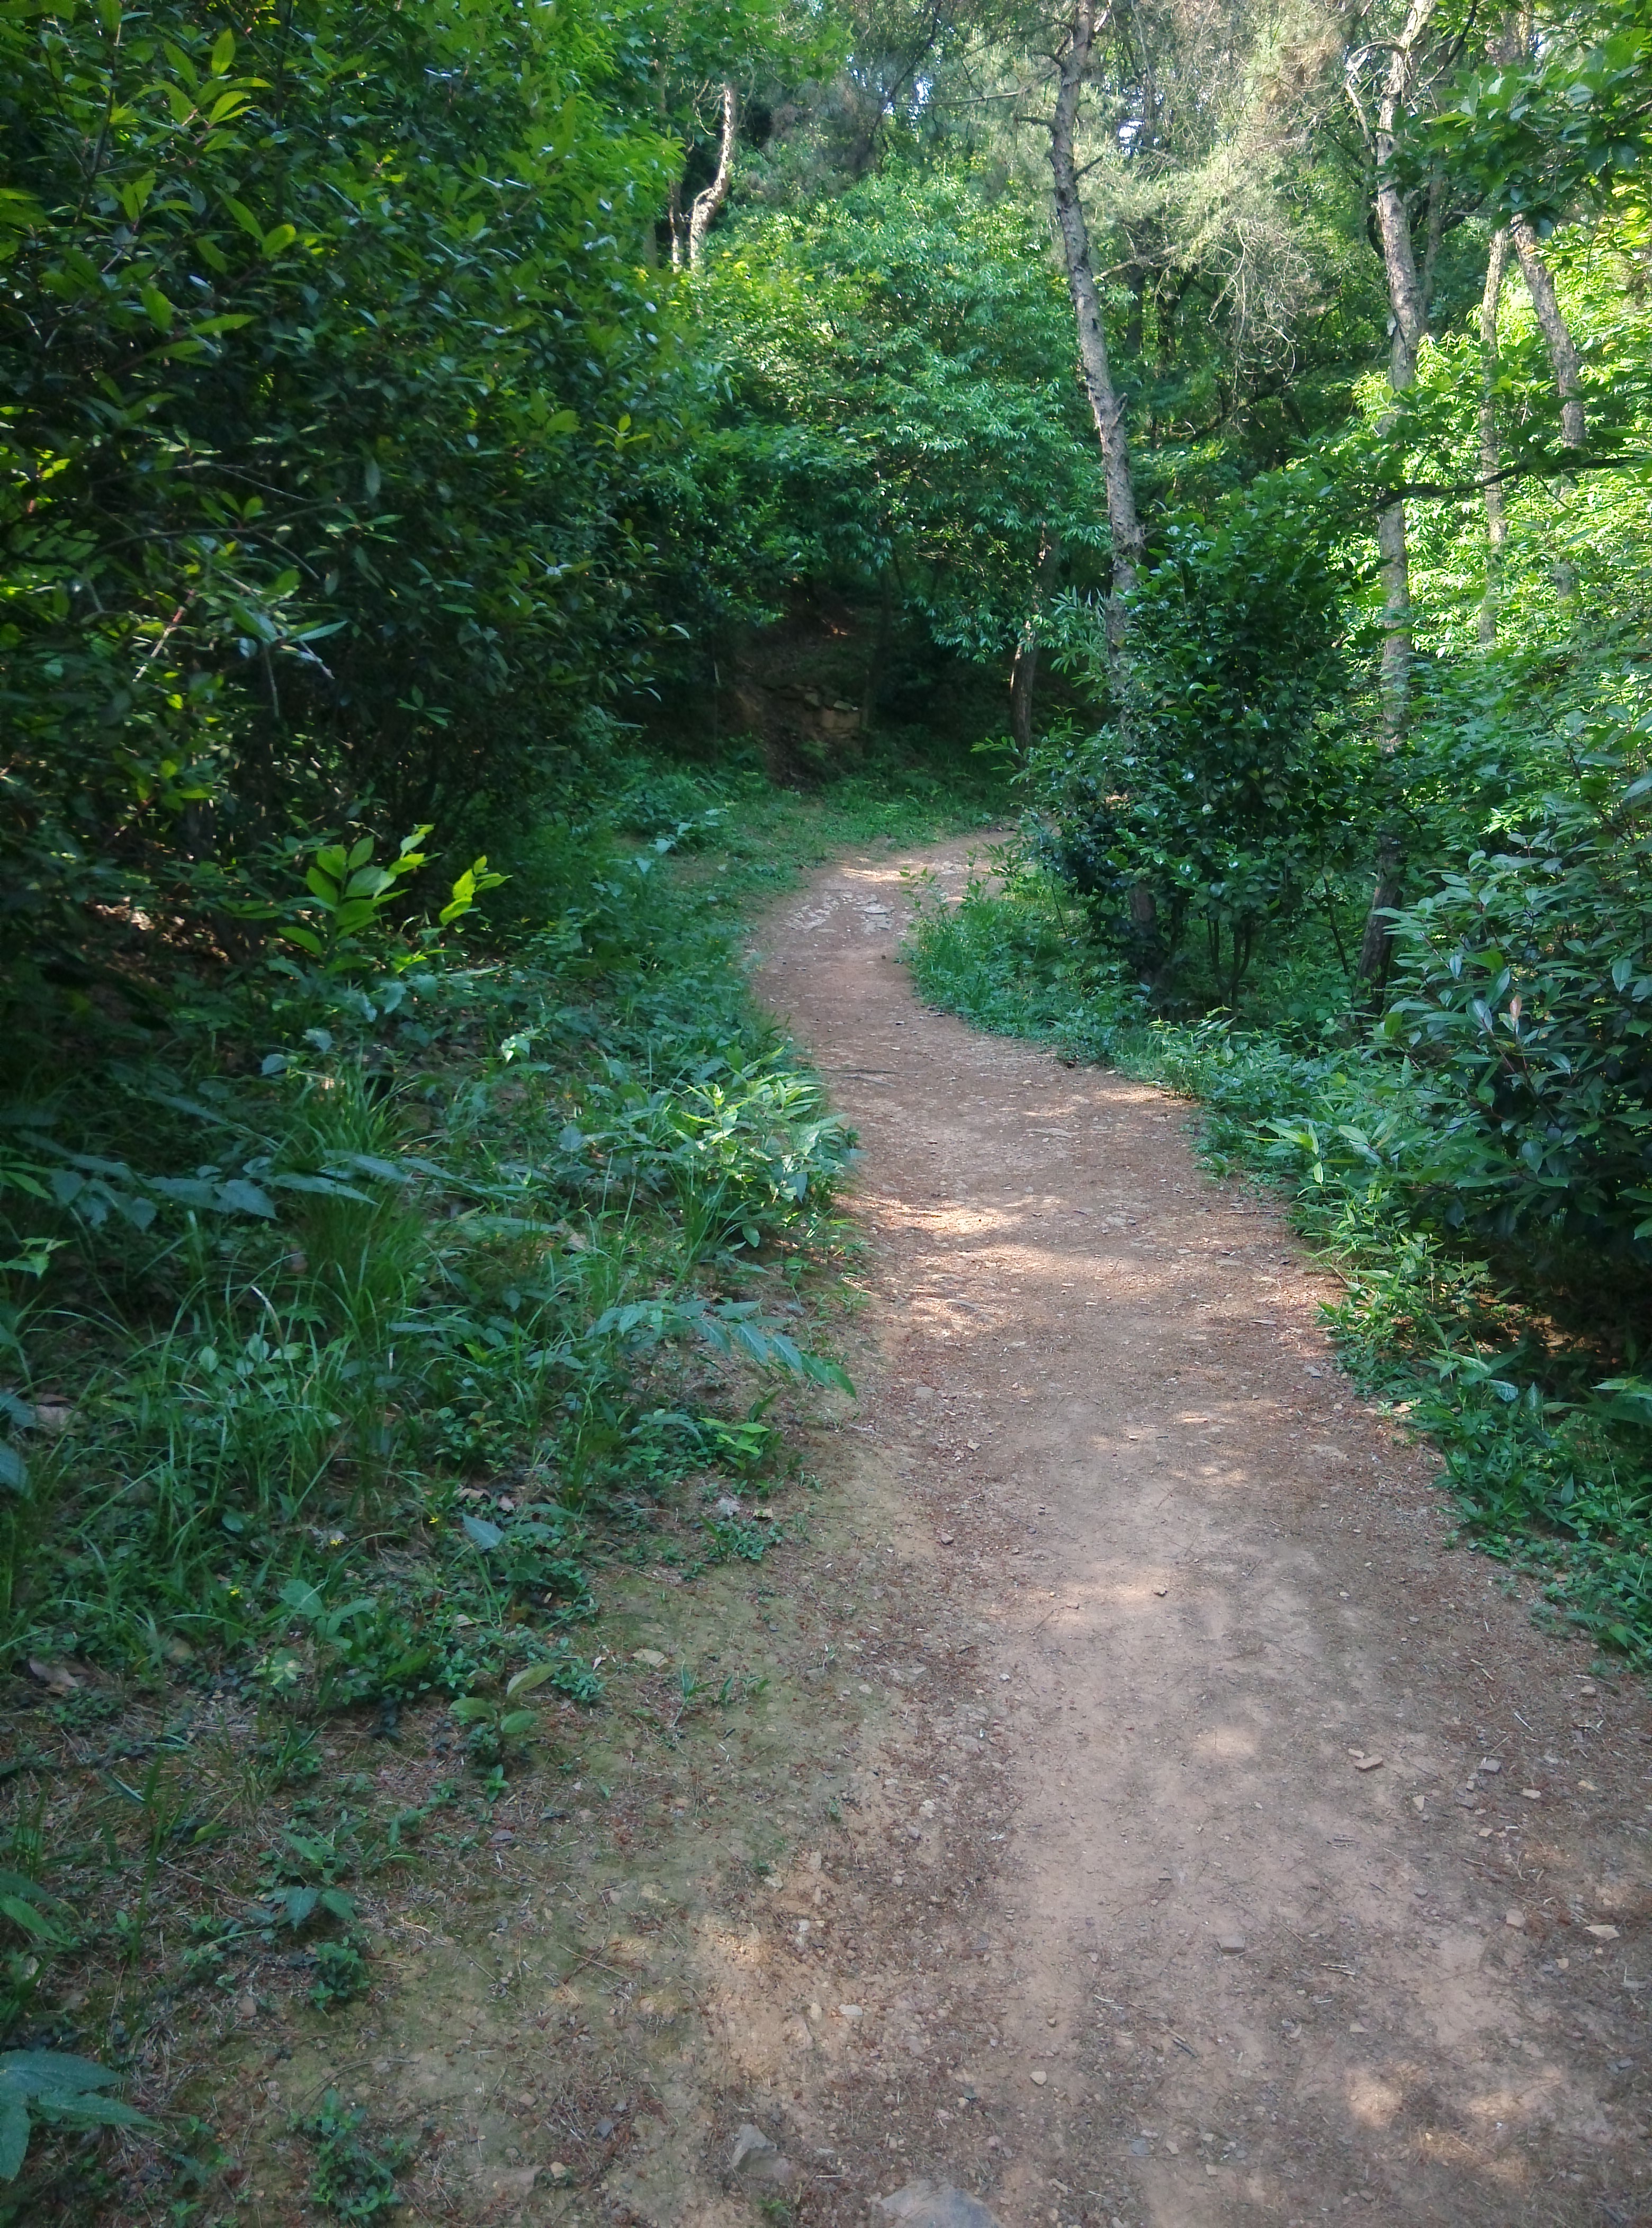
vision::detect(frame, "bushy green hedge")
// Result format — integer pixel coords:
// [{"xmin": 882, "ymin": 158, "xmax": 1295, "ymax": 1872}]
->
[{"xmin": 1, "ymin": 0, "xmax": 685, "ymax": 986}]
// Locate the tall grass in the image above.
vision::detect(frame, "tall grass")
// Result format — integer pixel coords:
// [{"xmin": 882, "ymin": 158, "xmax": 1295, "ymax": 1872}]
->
[{"xmin": 0, "ymin": 752, "xmax": 1004, "ymax": 2218}]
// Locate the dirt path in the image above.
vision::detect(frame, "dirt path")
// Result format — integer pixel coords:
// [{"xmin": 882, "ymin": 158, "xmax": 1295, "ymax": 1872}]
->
[{"xmin": 734, "ymin": 835, "xmax": 1651, "ymax": 2228}]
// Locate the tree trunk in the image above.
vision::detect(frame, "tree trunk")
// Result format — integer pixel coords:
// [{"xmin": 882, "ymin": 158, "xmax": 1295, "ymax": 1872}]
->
[
  {"xmin": 1510, "ymin": 214, "xmax": 1583, "ymax": 602},
  {"xmin": 687, "ymin": 82, "xmax": 738, "ymax": 270},
  {"xmin": 1510, "ymin": 216, "xmax": 1584, "ymax": 450},
  {"xmin": 860, "ymin": 572, "xmax": 894, "ymax": 736},
  {"xmin": 1048, "ymin": 0, "xmax": 1142, "ymax": 635},
  {"xmin": 1009, "ymin": 530, "xmax": 1063, "ymax": 750},
  {"xmin": 1009, "ymin": 635, "xmax": 1037, "ymax": 752},
  {"xmin": 667, "ymin": 177, "xmax": 687, "ymax": 270},
  {"xmin": 1478, "ymin": 226, "xmax": 1511, "ymax": 645},
  {"xmin": 1354, "ymin": 835, "xmax": 1406, "ymax": 991},
  {"xmin": 1357, "ymin": 0, "xmax": 1435, "ymax": 991}
]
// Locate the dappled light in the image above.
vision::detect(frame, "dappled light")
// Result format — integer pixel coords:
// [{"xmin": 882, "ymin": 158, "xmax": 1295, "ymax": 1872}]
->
[{"xmin": 2, "ymin": 0, "xmax": 1648, "ymax": 2216}]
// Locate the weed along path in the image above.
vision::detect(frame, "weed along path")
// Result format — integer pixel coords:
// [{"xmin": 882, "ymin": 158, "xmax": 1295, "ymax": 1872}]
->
[{"xmin": 738, "ymin": 836, "xmax": 1651, "ymax": 2228}]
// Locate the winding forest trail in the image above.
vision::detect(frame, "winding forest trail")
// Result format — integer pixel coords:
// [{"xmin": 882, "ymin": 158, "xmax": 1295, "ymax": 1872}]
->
[{"xmin": 735, "ymin": 834, "xmax": 1650, "ymax": 2228}]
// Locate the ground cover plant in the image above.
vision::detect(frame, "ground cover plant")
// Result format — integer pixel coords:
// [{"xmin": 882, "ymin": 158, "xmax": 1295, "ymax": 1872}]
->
[
  {"xmin": 0, "ymin": 753, "xmax": 1003, "ymax": 2222},
  {"xmin": 909, "ymin": 814, "xmax": 1652, "ymax": 1675}
]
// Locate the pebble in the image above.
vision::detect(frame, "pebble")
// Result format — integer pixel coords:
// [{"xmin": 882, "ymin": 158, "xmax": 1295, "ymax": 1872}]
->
[
  {"xmin": 1216, "ymin": 1935, "xmax": 1246, "ymax": 1955},
  {"xmin": 730, "ymin": 2124, "xmax": 796, "ymax": 2188},
  {"xmin": 1030, "ymin": 2070, "xmax": 1047, "ymax": 2085},
  {"xmin": 481, "ymin": 2167, "xmax": 539, "ymax": 2202},
  {"xmin": 631, "ymin": 1649, "xmax": 667, "ymax": 1669},
  {"xmin": 1504, "ymin": 1909, "xmax": 1525, "ymax": 1929},
  {"xmin": 1521, "ymin": 1788, "xmax": 1542, "ymax": 1801},
  {"xmin": 1153, "ymin": 1586, "xmax": 1168, "ymax": 1598},
  {"xmin": 1353, "ymin": 1756, "xmax": 1384, "ymax": 1773},
  {"xmin": 1586, "ymin": 1924, "xmax": 1620, "ymax": 1940},
  {"xmin": 875, "ymin": 2180, "xmax": 1004, "ymax": 2228},
  {"xmin": 1478, "ymin": 1758, "xmax": 1502, "ymax": 1775},
  {"xmin": 839, "ymin": 2004, "xmax": 863, "ymax": 2020}
]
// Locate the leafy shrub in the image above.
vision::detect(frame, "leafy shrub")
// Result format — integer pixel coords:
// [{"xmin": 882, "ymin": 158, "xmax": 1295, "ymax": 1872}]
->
[
  {"xmin": 1037, "ymin": 470, "xmax": 1368, "ymax": 1000},
  {"xmin": 0, "ymin": 0, "xmax": 684, "ymax": 993},
  {"xmin": 298, "ymin": 2091, "xmax": 408, "ymax": 2222},
  {"xmin": 308, "ymin": 1940, "xmax": 370, "ymax": 2012},
  {"xmin": 1383, "ymin": 730, "xmax": 1652, "ymax": 1250}
]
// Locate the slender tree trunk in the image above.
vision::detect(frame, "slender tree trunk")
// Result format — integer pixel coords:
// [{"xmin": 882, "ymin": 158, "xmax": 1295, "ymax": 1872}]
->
[
  {"xmin": 1511, "ymin": 214, "xmax": 1584, "ymax": 602},
  {"xmin": 860, "ymin": 572, "xmax": 895, "ymax": 736},
  {"xmin": 1418, "ymin": 170, "xmax": 1447, "ymax": 321},
  {"xmin": 687, "ymin": 82, "xmax": 738, "ymax": 269},
  {"xmin": 1511, "ymin": 216, "xmax": 1585, "ymax": 450},
  {"xmin": 1371, "ymin": 0, "xmax": 1432, "ymax": 744},
  {"xmin": 1478, "ymin": 226, "xmax": 1511, "ymax": 645},
  {"xmin": 1009, "ymin": 530, "xmax": 1063, "ymax": 750},
  {"xmin": 1356, "ymin": 0, "xmax": 1435, "ymax": 993},
  {"xmin": 1049, "ymin": 0, "xmax": 1143, "ymax": 638},
  {"xmin": 667, "ymin": 177, "xmax": 687, "ymax": 270}
]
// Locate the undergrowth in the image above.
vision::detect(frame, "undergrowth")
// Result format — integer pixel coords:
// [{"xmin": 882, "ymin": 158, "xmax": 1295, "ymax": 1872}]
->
[
  {"xmin": 908, "ymin": 853, "xmax": 1652, "ymax": 1676},
  {"xmin": 0, "ymin": 747, "xmax": 1003, "ymax": 2219}
]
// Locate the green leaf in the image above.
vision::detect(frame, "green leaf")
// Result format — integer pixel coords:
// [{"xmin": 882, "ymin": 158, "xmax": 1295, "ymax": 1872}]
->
[
  {"xmin": 280, "ymin": 1886, "xmax": 319, "ymax": 1929},
  {"xmin": 0, "ymin": 2095, "xmax": 27, "ymax": 2181},
  {"xmin": 210, "ymin": 27, "xmax": 235, "ymax": 74},
  {"xmin": 213, "ymin": 1179, "xmax": 275, "ymax": 1218},
  {"xmin": 38, "ymin": 2093, "xmax": 154, "ymax": 2130},
  {"xmin": 0, "ymin": 1896, "xmax": 63, "ymax": 1946},
  {"xmin": 0, "ymin": 2051, "xmax": 119, "ymax": 2096}
]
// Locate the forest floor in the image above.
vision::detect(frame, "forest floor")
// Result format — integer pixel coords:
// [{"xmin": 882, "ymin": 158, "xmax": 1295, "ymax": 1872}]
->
[{"xmin": 221, "ymin": 835, "xmax": 1650, "ymax": 2228}]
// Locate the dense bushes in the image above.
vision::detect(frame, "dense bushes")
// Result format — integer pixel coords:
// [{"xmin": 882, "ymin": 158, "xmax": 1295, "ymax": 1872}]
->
[
  {"xmin": 698, "ymin": 167, "xmax": 1110, "ymax": 665},
  {"xmin": 1384, "ymin": 729, "xmax": 1652, "ymax": 1247},
  {"xmin": 1, "ymin": 0, "xmax": 685, "ymax": 983},
  {"xmin": 1035, "ymin": 473, "xmax": 1369, "ymax": 999},
  {"xmin": 3, "ymin": 803, "xmax": 859, "ymax": 1683}
]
